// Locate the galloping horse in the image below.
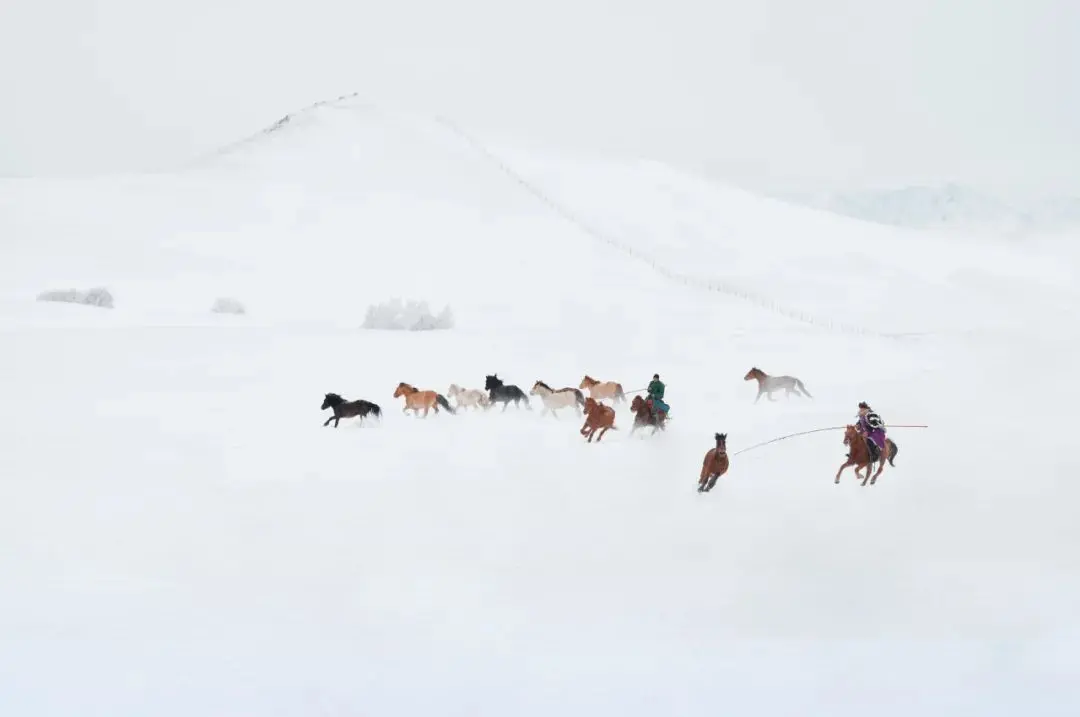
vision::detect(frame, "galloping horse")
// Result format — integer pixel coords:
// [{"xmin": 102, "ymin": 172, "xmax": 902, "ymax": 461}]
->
[
  {"xmin": 629, "ymin": 394, "xmax": 666, "ymax": 436},
  {"xmin": 698, "ymin": 432, "xmax": 729, "ymax": 492},
  {"xmin": 531, "ymin": 380, "xmax": 586, "ymax": 417},
  {"xmin": 579, "ymin": 375, "xmax": 626, "ymax": 403},
  {"xmin": 744, "ymin": 367, "xmax": 813, "ymax": 403},
  {"xmin": 580, "ymin": 397, "xmax": 617, "ymax": 442},
  {"xmin": 836, "ymin": 424, "xmax": 898, "ymax": 486},
  {"xmin": 393, "ymin": 382, "xmax": 456, "ymax": 417},
  {"xmin": 485, "ymin": 374, "xmax": 531, "ymax": 411},
  {"xmin": 321, "ymin": 392, "xmax": 382, "ymax": 427},
  {"xmin": 447, "ymin": 383, "xmax": 490, "ymax": 411}
]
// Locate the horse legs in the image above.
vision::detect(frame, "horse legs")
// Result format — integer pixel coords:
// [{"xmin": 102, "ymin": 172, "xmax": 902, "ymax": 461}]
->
[
  {"xmin": 323, "ymin": 416, "xmax": 335, "ymax": 427},
  {"xmin": 595, "ymin": 426, "xmax": 610, "ymax": 442},
  {"xmin": 870, "ymin": 453, "xmax": 887, "ymax": 485},
  {"xmin": 754, "ymin": 387, "xmax": 763, "ymax": 403},
  {"xmin": 835, "ymin": 461, "xmax": 852, "ymax": 484}
]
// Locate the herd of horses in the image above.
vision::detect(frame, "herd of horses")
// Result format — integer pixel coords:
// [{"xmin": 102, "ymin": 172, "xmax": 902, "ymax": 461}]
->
[{"xmin": 321, "ymin": 367, "xmax": 895, "ymax": 492}]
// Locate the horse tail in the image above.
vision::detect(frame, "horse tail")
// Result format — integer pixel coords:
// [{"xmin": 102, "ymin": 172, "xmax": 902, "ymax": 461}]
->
[
  {"xmin": 795, "ymin": 378, "xmax": 813, "ymax": 398},
  {"xmin": 887, "ymin": 439, "xmax": 898, "ymax": 466},
  {"xmin": 573, "ymin": 388, "xmax": 585, "ymax": 406},
  {"xmin": 371, "ymin": 403, "xmax": 382, "ymax": 419},
  {"xmin": 614, "ymin": 383, "xmax": 625, "ymax": 402},
  {"xmin": 436, "ymin": 394, "xmax": 456, "ymax": 414}
]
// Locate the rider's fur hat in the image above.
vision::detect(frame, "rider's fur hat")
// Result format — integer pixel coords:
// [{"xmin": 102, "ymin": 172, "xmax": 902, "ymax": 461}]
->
[{"xmin": 858, "ymin": 401, "xmax": 870, "ymax": 409}]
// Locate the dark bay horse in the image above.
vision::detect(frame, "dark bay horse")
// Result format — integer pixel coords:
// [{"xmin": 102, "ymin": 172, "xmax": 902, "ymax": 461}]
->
[
  {"xmin": 485, "ymin": 374, "xmax": 531, "ymax": 411},
  {"xmin": 321, "ymin": 392, "xmax": 382, "ymax": 427},
  {"xmin": 629, "ymin": 394, "xmax": 666, "ymax": 436}
]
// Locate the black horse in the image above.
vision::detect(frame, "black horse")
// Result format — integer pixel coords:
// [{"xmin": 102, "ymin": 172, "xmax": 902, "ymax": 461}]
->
[
  {"xmin": 321, "ymin": 392, "xmax": 382, "ymax": 427},
  {"xmin": 484, "ymin": 374, "xmax": 531, "ymax": 411}
]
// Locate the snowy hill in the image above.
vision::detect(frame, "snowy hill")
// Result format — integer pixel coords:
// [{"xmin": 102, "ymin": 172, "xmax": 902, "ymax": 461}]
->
[
  {"xmin": 780, "ymin": 183, "xmax": 1080, "ymax": 239},
  {"xmin": 2, "ymin": 96, "xmax": 1078, "ymax": 715}
]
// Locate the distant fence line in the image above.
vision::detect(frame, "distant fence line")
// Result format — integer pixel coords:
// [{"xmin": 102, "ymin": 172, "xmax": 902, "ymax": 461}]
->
[{"xmin": 434, "ymin": 115, "xmax": 930, "ymax": 342}]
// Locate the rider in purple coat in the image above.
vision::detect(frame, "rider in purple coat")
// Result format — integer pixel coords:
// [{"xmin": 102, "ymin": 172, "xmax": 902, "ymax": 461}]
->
[{"xmin": 856, "ymin": 401, "xmax": 887, "ymax": 460}]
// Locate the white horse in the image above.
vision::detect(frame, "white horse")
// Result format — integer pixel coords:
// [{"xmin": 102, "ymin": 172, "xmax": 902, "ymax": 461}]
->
[
  {"xmin": 531, "ymin": 380, "xmax": 586, "ymax": 418},
  {"xmin": 447, "ymin": 383, "xmax": 490, "ymax": 411},
  {"xmin": 743, "ymin": 367, "xmax": 813, "ymax": 403}
]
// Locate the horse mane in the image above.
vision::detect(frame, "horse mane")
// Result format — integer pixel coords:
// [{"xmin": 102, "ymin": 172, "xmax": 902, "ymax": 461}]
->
[{"xmin": 535, "ymin": 380, "xmax": 552, "ymax": 391}]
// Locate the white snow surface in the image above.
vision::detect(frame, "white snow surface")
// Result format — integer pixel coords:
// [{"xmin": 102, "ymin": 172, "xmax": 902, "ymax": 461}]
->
[{"xmin": 2, "ymin": 97, "xmax": 1079, "ymax": 715}]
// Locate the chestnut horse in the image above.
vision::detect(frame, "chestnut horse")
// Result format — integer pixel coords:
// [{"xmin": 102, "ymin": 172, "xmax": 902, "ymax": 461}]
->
[
  {"xmin": 698, "ymin": 432, "xmax": 729, "ymax": 492},
  {"xmin": 579, "ymin": 375, "xmax": 626, "ymax": 403},
  {"xmin": 836, "ymin": 424, "xmax": 898, "ymax": 486},
  {"xmin": 393, "ymin": 382, "xmax": 456, "ymax": 417},
  {"xmin": 580, "ymin": 397, "xmax": 617, "ymax": 442},
  {"xmin": 744, "ymin": 367, "xmax": 812, "ymax": 403},
  {"xmin": 629, "ymin": 394, "xmax": 666, "ymax": 436}
]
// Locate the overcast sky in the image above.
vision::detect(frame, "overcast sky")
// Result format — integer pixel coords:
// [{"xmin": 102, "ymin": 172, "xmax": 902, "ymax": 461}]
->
[{"xmin": 2, "ymin": 0, "xmax": 1077, "ymax": 194}]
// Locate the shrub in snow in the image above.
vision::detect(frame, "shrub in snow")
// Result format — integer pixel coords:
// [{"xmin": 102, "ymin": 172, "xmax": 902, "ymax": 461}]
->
[
  {"xmin": 211, "ymin": 297, "xmax": 246, "ymax": 315},
  {"xmin": 36, "ymin": 286, "xmax": 114, "ymax": 309},
  {"xmin": 362, "ymin": 298, "xmax": 454, "ymax": 331}
]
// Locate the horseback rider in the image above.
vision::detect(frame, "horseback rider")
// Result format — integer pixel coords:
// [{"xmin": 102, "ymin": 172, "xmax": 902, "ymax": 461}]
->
[
  {"xmin": 855, "ymin": 401, "xmax": 887, "ymax": 462},
  {"xmin": 646, "ymin": 373, "xmax": 669, "ymax": 422}
]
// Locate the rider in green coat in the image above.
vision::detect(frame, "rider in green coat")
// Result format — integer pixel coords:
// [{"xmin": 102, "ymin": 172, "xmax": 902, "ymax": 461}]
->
[{"xmin": 647, "ymin": 373, "xmax": 669, "ymax": 421}]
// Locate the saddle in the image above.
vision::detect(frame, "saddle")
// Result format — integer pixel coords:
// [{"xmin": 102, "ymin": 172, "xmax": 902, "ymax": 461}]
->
[{"xmin": 647, "ymin": 398, "xmax": 668, "ymax": 422}]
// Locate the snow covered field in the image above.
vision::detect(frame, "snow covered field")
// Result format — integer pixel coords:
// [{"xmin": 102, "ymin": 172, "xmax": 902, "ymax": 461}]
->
[{"xmin": 2, "ymin": 98, "xmax": 1078, "ymax": 715}]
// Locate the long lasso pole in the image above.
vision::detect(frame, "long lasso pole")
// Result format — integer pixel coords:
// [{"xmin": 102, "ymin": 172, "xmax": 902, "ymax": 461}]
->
[{"xmin": 731, "ymin": 424, "xmax": 928, "ymax": 457}]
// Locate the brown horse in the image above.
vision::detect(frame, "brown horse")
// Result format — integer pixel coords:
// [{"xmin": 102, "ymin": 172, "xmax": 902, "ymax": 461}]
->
[
  {"xmin": 393, "ymin": 382, "xmax": 456, "ymax": 417},
  {"xmin": 744, "ymin": 367, "xmax": 812, "ymax": 403},
  {"xmin": 580, "ymin": 397, "xmax": 617, "ymax": 442},
  {"xmin": 579, "ymin": 375, "xmax": 626, "ymax": 403},
  {"xmin": 836, "ymin": 424, "xmax": 897, "ymax": 486},
  {"xmin": 629, "ymin": 394, "xmax": 666, "ymax": 436},
  {"xmin": 698, "ymin": 433, "xmax": 729, "ymax": 492}
]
